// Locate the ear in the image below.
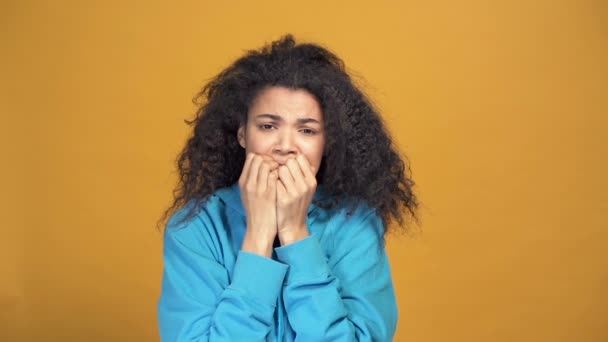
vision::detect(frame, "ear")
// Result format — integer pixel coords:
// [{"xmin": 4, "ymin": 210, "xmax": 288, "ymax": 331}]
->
[{"xmin": 237, "ymin": 125, "xmax": 246, "ymax": 149}]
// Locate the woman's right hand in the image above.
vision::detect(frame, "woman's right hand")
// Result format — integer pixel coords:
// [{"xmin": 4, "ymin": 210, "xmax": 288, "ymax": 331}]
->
[{"xmin": 239, "ymin": 152, "xmax": 279, "ymax": 257}]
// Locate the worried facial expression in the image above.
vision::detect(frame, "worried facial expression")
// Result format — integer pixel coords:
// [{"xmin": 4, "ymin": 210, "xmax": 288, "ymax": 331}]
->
[{"xmin": 237, "ymin": 86, "xmax": 326, "ymax": 175}]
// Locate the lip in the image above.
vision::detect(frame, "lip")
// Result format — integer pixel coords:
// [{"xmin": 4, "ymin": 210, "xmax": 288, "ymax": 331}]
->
[
  {"xmin": 273, "ymin": 158, "xmax": 289, "ymax": 165},
  {"xmin": 272, "ymin": 156, "xmax": 296, "ymax": 165}
]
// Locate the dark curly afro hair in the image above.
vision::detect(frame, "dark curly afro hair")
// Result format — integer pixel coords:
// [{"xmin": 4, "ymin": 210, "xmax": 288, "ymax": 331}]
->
[{"xmin": 159, "ymin": 34, "xmax": 419, "ymax": 236}]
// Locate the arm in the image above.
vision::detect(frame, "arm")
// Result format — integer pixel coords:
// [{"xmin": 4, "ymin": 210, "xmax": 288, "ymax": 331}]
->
[
  {"xmin": 275, "ymin": 209, "xmax": 397, "ymax": 341},
  {"xmin": 158, "ymin": 213, "xmax": 287, "ymax": 341}
]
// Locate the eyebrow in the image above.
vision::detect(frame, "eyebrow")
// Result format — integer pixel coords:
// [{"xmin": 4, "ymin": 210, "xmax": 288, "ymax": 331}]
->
[{"xmin": 255, "ymin": 113, "xmax": 321, "ymax": 125}]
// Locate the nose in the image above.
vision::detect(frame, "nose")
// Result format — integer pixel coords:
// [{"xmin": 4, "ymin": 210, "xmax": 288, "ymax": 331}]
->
[{"xmin": 273, "ymin": 129, "xmax": 297, "ymax": 158}]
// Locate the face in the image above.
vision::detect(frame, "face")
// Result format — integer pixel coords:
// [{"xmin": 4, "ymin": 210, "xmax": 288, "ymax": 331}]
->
[{"xmin": 238, "ymin": 86, "xmax": 325, "ymax": 175}]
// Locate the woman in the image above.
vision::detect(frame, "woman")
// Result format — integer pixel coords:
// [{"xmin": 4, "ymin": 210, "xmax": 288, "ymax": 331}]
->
[{"xmin": 157, "ymin": 34, "xmax": 418, "ymax": 341}]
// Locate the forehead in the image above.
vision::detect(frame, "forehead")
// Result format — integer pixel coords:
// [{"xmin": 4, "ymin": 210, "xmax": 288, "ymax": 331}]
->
[{"xmin": 249, "ymin": 86, "xmax": 323, "ymax": 121}]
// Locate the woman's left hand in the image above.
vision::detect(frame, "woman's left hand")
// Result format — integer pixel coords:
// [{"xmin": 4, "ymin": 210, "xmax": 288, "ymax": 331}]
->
[{"xmin": 276, "ymin": 154, "xmax": 317, "ymax": 245}]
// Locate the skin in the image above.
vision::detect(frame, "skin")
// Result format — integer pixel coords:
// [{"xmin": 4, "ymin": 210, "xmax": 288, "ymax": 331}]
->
[{"xmin": 237, "ymin": 86, "xmax": 326, "ymax": 257}]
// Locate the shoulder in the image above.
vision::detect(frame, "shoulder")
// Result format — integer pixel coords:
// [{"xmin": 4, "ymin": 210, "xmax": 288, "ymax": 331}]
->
[
  {"xmin": 165, "ymin": 184, "xmax": 241, "ymax": 231},
  {"xmin": 165, "ymin": 194, "xmax": 223, "ymax": 232},
  {"xmin": 163, "ymin": 187, "xmax": 236, "ymax": 257},
  {"xmin": 323, "ymin": 195, "xmax": 378, "ymax": 224},
  {"xmin": 321, "ymin": 196, "xmax": 385, "ymax": 243},
  {"xmin": 319, "ymin": 197, "xmax": 387, "ymax": 264}
]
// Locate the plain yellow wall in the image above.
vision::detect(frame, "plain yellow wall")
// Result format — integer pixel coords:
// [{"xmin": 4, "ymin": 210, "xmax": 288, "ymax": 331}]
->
[{"xmin": 2, "ymin": 0, "xmax": 607, "ymax": 341}]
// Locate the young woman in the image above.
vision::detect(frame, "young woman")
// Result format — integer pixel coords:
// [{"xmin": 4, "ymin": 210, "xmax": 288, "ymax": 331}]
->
[{"xmin": 157, "ymin": 34, "xmax": 418, "ymax": 341}]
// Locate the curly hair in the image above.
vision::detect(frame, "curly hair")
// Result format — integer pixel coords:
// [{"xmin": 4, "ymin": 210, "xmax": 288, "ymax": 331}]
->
[{"xmin": 158, "ymin": 34, "xmax": 419, "ymax": 235}]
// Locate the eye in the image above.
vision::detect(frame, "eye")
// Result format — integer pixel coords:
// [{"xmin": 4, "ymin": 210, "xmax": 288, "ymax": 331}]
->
[
  {"xmin": 258, "ymin": 124, "xmax": 275, "ymax": 130},
  {"xmin": 300, "ymin": 128, "xmax": 317, "ymax": 135}
]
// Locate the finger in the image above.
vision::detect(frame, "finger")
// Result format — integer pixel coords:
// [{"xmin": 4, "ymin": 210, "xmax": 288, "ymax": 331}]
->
[
  {"xmin": 239, "ymin": 152, "xmax": 255, "ymax": 185},
  {"xmin": 278, "ymin": 165, "xmax": 297, "ymax": 195},
  {"xmin": 266, "ymin": 159, "xmax": 280, "ymax": 172},
  {"xmin": 276, "ymin": 178, "xmax": 287, "ymax": 202},
  {"xmin": 269, "ymin": 161, "xmax": 279, "ymax": 171},
  {"xmin": 257, "ymin": 161, "xmax": 270, "ymax": 193},
  {"xmin": 285, "ymin": 158, "xmax": 306, "ymax": 191},
  {"xmin": 296, "ymin": 154, "xmax": 316, "ymax": 184},
  {"xmin": 259, "ymin": 155, "xmax": 279, "ymax": 171},
  {"xmin": 268, "ymin": 170, "xmax": 278, "ymax": 195},
  {"xmin": 247, "ymin": 154, "xmax": 263, "ymax": 189}
]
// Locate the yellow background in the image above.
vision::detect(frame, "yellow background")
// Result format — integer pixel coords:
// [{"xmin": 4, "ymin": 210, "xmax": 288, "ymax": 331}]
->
[{"xmin": 2, "ymin": 0, "xmax": 607, "ymax": 341}]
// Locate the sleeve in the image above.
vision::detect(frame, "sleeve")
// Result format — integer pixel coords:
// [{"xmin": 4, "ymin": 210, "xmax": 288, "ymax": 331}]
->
[
  {"xmin": 275, "ymin": 209, "xmax": 397, "ymax": 342},
  {"xmin": 158, "ymin": 212, "xmax": 288, "ymax": 342}
]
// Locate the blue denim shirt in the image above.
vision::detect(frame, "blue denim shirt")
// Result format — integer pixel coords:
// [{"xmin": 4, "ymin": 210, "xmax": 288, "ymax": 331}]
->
[{"xmin": 158, "ymin": 183, "xmax": 397, "ymax": 341}]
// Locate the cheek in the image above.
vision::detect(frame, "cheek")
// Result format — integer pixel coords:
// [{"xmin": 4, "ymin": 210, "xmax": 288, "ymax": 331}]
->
[
  {"xmin": 300, "ymin": 140, "xmax": 325, "ymax": 168},
  {"xmin": 245, "ymin": 130, "xmax": 272, "ymax": 154}
]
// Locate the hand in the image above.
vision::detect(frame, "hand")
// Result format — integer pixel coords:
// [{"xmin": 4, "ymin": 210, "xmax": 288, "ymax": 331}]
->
[
  {"xmin": 239, "ymin": 153, "xmax": 279, "ymax": 257},
  {"xmin": 276, "ymin": 154, "xmax": 317, "ymax": 245}
]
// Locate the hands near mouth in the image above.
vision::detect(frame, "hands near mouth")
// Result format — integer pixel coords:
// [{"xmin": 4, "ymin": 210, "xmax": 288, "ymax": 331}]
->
[{"xmin": 239, "ymin": 153, "xmax": 317, "ymax": 257}]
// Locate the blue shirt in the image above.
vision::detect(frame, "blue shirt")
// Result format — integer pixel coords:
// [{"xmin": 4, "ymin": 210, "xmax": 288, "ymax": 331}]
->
[{"xmin": 158, "ymin": 183, "xmax": 397, "ymax": 341}]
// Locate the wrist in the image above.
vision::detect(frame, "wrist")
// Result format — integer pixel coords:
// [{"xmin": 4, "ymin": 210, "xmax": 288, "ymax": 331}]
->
[
  {"xmin": 278, "ymin": 225, "xmax": 309, "ymax": 246},
  {"xmin": 242, "ymin": 229, "xmax": 275, "ymax": 258}
]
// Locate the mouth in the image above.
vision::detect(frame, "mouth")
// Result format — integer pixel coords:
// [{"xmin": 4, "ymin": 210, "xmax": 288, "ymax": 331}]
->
[{"xmin": 272, "ymin": 156, "xmax": 296, "ymax": 165}]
